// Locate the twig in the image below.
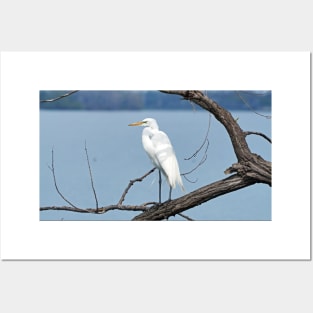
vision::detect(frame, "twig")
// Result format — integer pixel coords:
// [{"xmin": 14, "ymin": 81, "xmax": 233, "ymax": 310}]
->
[
  {"xmin": 182, "ymin": 145, "xmax": 208, "ymax": 176},
  {"xmin": 236, "ymin": 91, "xmax": 271, "ymax": 119},
  {"xmin": 40, "ymin": 90, "xmax": 79, "ymax": 102},
  {"xmin": 181, "ymin": 113, "xmax": 211, "ymax": 182},
  {"xmin": 244, "ymin": 131, "xmax": 272, "ymax": 143},
  {"xmin": 178, "ymin": 213, "xmax": 194, "ymax": 221},
  {"xmin": 141, "ymin": 201, "xmax": 158, "ymax": 206},
  {"xmin": 48, "ymin": 148, "xmax": 79, "ymax": 209},
  {"xmin": 84, "ymin": 141, "xmax": 99, "ymax": 211},
  {"xmin": 182, "ymin": 175, "xmax": 198, "ymax": 184},
  {"xmin": 184, "ymin": 113, "xmax": 211, "ymax": 160},
  {"xmin": 118, "ymin": 168, "xmax": 156, "ymax": 205}
]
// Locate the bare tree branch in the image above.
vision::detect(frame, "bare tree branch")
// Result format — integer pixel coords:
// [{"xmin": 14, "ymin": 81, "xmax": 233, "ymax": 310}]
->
[
  {"xmin": 133, "ymin": 174, "xmax": 256, "ymax": 220},
  {"xmin": 236, "ymin": 91, "xmax": 271, "ymax": 119},
  {"xmin": 161, "ymin": 90, "xmax": 251, "ymax": 161},
  {"xmin": 40, "ymin": 206, "xmax": 93, "ymax": 213},
  {"xmin": 43, "ymin": 149, "xmax": 157, "ymax": 216},
  {"xmin": 40, "ymin": 90, "xmax": 79, "ymax": 102},
  {"xmin": 40, "ymin": 204, "xmax": 148, "ymax": 214},
  {"xmin": 184, "ymin": 113, "xmax": 211, "ymax": 160},
  {"xmin": 118, "ymin": 167, "xmax": 156, "ymax": 205},
  {"xmin": 244, "ymin": 131, "xmax": 272, "ymax": 143},
  {"xmin": 48, "ymin": 148, "xmax": 79, "ymax": 209},
  {"xmin": 181, "ymin": 113, "xmax": 211, "ymax": 182},
  {"xmin": 84, "ymin": 142, "xmax": 99, "ymax": 211},
  {"xmin": 178, "ymin": 213, "xmax": 194, "ymax": 221},
  {"xmin": 160, "ymin": 90, "xmax": 271, "ymax": 186},
  {"xmin": 181, "ymin": 142, "xmax": 208, "ymax": 177}
]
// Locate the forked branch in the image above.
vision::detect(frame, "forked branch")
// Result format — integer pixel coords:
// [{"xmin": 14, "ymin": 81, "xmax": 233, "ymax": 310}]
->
[
  {"xmin": 41, "ymin": 148, "xmax": 157, "ymax": 215},
  {"xmin": 118, "ymin": 167, "xmax": 156, "ymax": 205},
  {"xmin": 160, "ymin": 90, "xmax": 271, "ymax": 186}
]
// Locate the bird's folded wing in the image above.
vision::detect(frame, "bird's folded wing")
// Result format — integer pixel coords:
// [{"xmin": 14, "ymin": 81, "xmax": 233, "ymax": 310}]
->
[{"xmin": 152, "ymin": 132, "xmax": 184, "ymax": 190}]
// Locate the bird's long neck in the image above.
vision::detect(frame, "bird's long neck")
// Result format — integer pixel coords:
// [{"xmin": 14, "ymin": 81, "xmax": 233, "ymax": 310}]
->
[{"xmin": 142, "ymin": 128, "xmax": 158, "ymax": 166}]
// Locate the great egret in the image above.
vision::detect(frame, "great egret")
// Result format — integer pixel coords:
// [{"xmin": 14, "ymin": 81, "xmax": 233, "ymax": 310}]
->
[{"xmin": 128, "ymin": 118, "xmax": 184, "ymax": 203}]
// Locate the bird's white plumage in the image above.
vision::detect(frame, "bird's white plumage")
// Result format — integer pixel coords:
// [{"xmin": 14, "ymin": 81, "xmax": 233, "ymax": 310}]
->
[{"xmin": 129, "ymin": 118, "xmax": 184, "ymax": 200}]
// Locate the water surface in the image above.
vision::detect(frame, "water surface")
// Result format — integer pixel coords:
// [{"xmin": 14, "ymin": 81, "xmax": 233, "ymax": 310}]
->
[{"xmin": 40, "ymin": 109, "xmax": 271, "ymax": 220}]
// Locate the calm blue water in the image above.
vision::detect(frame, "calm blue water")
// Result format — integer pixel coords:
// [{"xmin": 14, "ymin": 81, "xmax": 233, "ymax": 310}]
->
[{"xmin": 40, "ymin": 109, "xmax": 271, "ymax": 221}]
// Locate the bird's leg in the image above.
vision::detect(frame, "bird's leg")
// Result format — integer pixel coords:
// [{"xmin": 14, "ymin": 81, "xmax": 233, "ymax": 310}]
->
[
  {"xmin": 168, "ymin": 187, "xmax": 172, "ymax": 201},
  {"xmin": 158, "ymin": 170, "xmax": 162, "ymax": 203}
]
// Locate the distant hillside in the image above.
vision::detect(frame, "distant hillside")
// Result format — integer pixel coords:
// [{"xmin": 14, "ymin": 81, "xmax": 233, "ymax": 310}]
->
[{"xmin": 40, "ymin": 90, "xmax": 271, "ymax": 111}]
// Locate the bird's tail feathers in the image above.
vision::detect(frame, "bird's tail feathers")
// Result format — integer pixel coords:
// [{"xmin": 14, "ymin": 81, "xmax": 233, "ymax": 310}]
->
[
  {"xmin": 177, "ymin": 174, "xmax": 185, "ymax": 193},
  {"xmin": 165, "ymin": 156, "xmax": 185, "ymax": 193}
]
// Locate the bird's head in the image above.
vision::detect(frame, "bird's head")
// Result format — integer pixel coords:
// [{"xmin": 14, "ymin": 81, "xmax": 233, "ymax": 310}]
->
[{"xmin": 128, "ymin": 118, "xmax": 158, "ymax": 129}]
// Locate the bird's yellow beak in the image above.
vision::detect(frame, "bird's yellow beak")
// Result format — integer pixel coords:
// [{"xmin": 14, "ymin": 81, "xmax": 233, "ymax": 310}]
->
[{"xmin": 128, "ymin": 121, "xmax": 144, "ymax": 126}]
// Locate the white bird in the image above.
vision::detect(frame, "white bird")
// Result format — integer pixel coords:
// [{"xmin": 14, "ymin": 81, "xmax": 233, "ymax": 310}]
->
[{"xmin": 128, "ymin": 118, "xmax": 184, "ymax": 203}]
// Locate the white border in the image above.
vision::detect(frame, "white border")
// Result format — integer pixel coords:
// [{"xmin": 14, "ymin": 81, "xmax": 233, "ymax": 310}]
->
[{"xmin": 0, "ymin": 52, "xmax": 310, "ymax": 259}]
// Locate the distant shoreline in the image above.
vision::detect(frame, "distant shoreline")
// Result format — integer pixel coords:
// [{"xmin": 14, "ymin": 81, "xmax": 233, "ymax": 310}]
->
[{"xmin": 40, "ymin": 90, "xmax": 272, "ymax": 111}]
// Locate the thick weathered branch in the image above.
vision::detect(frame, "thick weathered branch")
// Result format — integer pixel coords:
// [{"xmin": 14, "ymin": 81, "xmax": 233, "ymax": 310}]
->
[
  {"xmin": 160, "ymin": 90, "xmax": 271, "ymax": 187},
  {"xmin": 133, "ymin": 174, "xmax": 256, "ymax": 220},
  {"xmin": 224, "ymin": 156, "xmax": 271, "ymax": 185},
  {"xmin": 161, "ymin": 90, "xmax": 252, "ymax": 161}
]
